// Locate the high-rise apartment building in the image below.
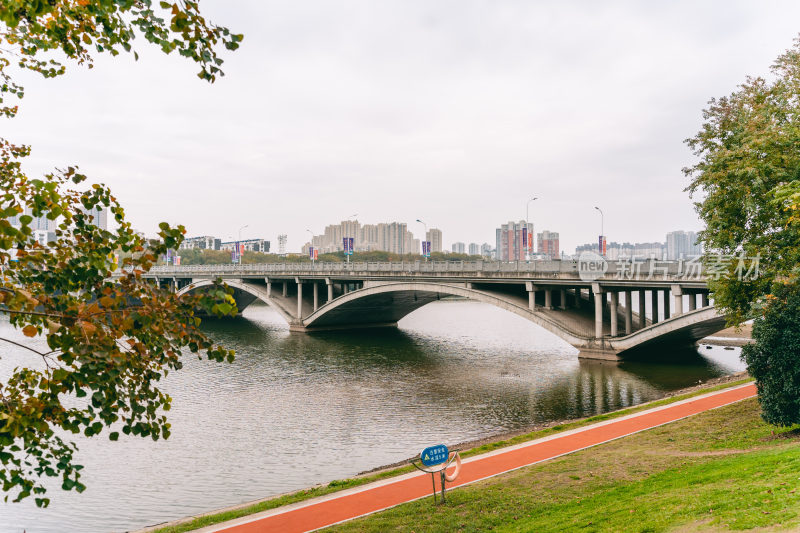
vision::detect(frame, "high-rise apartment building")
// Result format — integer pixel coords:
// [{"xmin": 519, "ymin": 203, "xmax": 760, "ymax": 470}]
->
[
  {"xmin": 480, "ymin": 243, "xmax": 493, "ymax": 257},
  {"xmin": 426, "ymin": 228, "xmax": 443, "ymax": 253},
  {"xmin": 452, "ymin": 242, "xmax": 466, "ymax": 254},
  {"xmin": 468, "ymin": 243, "xmax": 480, "ymax": 255},
  {"xmin": 575, "ymin": 241, "xmax": 666, "ymax": 260},
  {"xmin": 80, "ymin": 206, "xmax": 108, "ymax": 231},
  {"xmin": 495, "ymin": 220, "xmax": 533, "ymax": 261},
  {"xmin": 306, "ymin": 220, "xmax": 417, "ymax": 254},
  {"xmin": 666, "ymin": 230, "xmax": 702, "ymax": 259},
  {"xmin": 536, "ymin": 230, "xmax": 559, "ymax": 259}
]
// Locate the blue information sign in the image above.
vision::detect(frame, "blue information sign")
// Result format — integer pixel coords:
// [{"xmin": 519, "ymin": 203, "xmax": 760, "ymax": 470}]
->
[{"xmin": 420, "ymin": 444, "xmax": 449, "ymax": 467}]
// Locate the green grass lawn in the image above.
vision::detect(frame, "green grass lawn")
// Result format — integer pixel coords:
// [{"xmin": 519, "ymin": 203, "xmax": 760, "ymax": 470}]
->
[{"xmin": 328, "ymin": 397, "xmax": 800, "ymax": 532}]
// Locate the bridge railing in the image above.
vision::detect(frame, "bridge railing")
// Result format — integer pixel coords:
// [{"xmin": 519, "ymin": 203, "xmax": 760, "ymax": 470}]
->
[{"xmin": 146, "ymin": 259, "xmax": 705, "ymax": 280}]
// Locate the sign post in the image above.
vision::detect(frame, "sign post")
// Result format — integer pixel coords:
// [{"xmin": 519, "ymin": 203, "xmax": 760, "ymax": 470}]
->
[{"xmin": 411, "ymin": 444, "xmax": 461, "ymax": 504}]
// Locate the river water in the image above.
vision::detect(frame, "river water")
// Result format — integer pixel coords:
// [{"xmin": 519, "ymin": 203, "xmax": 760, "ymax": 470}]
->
[{"xmin": 0, "ymin": 301, "xmax": 744, "ymax": 533}]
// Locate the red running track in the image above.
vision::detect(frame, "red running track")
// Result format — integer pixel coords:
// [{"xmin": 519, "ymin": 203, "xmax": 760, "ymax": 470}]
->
[{"xmin": 204, "ymin": 383, "xmax": 756, "ymax": 533}]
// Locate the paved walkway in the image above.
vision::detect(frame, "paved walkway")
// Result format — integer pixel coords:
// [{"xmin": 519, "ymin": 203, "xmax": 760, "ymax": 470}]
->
[{"xmin": 197, "ymin": 383, "xmax": 756, "ymax": 533}]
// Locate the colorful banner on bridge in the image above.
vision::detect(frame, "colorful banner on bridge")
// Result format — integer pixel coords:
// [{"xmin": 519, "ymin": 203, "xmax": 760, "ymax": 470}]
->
[
  {"xmin": 343, "ymin": 237, "xmax": 354, "ymax": 256},
  {"xmin": 422, "ymin": 241, "xmax": 431, "ymax": 258}
]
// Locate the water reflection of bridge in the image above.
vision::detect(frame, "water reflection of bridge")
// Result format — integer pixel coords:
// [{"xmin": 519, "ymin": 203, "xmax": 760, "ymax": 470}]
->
[{"xmin": 147, "ymin": 260, "xmax": 725, "ymax": 360}]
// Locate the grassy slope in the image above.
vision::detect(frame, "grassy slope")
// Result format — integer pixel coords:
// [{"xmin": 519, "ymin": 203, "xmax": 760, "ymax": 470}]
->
[
  {"xmin": 151, "ymin": 379, "xmax": 755, "ymax": 533},
  {"xmin": 329, "ymin": 397, "xmax": 800, "ymax": 532}
]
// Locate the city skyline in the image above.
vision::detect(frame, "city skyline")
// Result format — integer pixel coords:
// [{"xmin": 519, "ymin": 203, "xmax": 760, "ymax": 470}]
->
[{"xmin": 7, "ymin": 2, "xmax": 800, "ymax": 253}]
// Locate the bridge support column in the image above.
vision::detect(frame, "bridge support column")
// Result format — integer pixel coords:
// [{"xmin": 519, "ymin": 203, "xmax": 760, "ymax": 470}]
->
[
  {"xmin": 313, "ymin": 282, "xmax": 319, "ymax": 311},
  {"xmin": 609, "ymin": 291, "xmax": 618, "ymax": 337},
  {"xmin": 559, "ymin": 289, "xmax": 567, "ymax": 310},
  {"xmin": 671, "ymin": 285, "xmax": 683, "ymax": 317},
  {"xmin": 688, "ymin": 293, "xmax": 697, "ymax": 311},
  {"xmin": 651, "ymin": 290, "xmax": 659, "ymax": 324},
  {"xmin": 624, "ymin": 290, "xmax": 632, "ymax": 335},
  {"xmin": 574, "ymin": 288, "xmax": 582, "ymax": 308},
  {"xmin": 326, "ymin": 278, "xmax": 333, "ymax": 302},
  {"xmin": 701, "ymin": 293, "xmax": 710, "ymax": 307},
  {"xmin": 296, "ymin": 278, "xmax": 303, "ymax": 318},
  {"xmin": 525, "ymin": 282, "xmax": 537, "ymax": 311},
  {"xmin": 593, "ymin": 284, "xmax": 604, "ymax": 339},
  {"xmin": 544, "ymin": 288, "xmax": 553, "ymax": 310},
  {"xmin": 663, "ymin": 289, "xmax": 671, "ymax": 318},
  {"xmin": 639, "ymin": 290, "xmax": 646, "ymax": 329},
  {"xmin": 265, "ymin": 278, "xmax": 271, "ymax": 298},
  {"xmin": 282, "ymin": 282, "xmax": 288, "ymax": 298}
]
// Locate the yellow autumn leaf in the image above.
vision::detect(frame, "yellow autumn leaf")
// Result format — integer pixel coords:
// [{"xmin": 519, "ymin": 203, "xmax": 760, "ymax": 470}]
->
[{"xmin": 22, "ymin": 325, "xmax": 38, "ymax": 337}]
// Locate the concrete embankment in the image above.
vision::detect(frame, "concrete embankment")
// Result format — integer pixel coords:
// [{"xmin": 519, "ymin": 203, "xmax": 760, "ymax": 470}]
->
[{"xmin": 698, "ymin": 323, "xmax": 753, "ymax": 347}]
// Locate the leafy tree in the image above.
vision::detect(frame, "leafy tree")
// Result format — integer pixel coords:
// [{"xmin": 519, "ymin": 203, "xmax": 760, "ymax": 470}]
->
[
  {"xmin": 685, "ymin": 38, "xmax": 800, "ymax": 324},
  {"xmin": 742, "ymin": 281, "xmax": 800, "ymax": 426},
  {"xmin": 685, "ymin": 38, "xmax": 800, "ymax": 424},
  {"xmin": 0, "ymin": 1, "xmax": 241, "ymax": 506}
]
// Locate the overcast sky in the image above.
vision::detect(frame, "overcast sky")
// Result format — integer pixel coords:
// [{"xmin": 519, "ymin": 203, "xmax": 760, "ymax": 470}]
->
[{"xmin": 6, "ymin": 1, "xmax": 800, "ymax": 253}]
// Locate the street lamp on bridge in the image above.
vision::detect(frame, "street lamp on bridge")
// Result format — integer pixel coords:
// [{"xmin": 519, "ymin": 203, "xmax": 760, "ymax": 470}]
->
[
  {"xmin": 416, "ymin": 218, "xmax": 429, "ymax": 261},
  {"xmin": 594, "ymin": 206, "xmax": 604, "ymax": 256},
  {"xmin": 526, "ymin": 197, "xmax": 538, "ymax": 262},
  {"xmin": 345, "ymin": 213, "xmax": 358, "ymax": 264}
]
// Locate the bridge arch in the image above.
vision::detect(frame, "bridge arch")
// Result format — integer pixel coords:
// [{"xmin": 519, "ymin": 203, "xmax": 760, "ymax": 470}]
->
[
  {"xmin": 301, "ymin": 282, "xmax": 590, "ymax": 346},
  {"xmin": 176, "ymin": 278, "xmax": 296, "ymax": 324}
]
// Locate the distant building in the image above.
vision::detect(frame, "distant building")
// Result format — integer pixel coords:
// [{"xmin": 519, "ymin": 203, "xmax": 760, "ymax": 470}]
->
[
  {"xmin": 495, "ymin": 220, "xmax": 533, "ymax": 261},
  {"xmin": 480, "ymin": 243, "xmax": 493, "ymax": 258},
  {"xmin": 537, "ymin": 230, "xmax": 559, "ymax": 259},
  {"xmin": 180, "ymin": 236, "xmax": 221, "ymax": 250},
  {"xmin": 468, "ymin": 242, "xmax": 480, "ymax": 255},
  {"xmin": 306, "ymin": 219, "xmax": 418, "ymax": 254},
  {"xmin": 575, "ymin": 241, "xmax": 666, "ymax": 260},
  {"xmin": 221, "ymin": 238, "xmax": 270, "ymax": 253},
  {"xmin": 666, "ymin": 230, "xmax": 702, "ymax": 259},
  {"xmin": 426, "ymin": 228, "xmax": 443, "ymax": 253},
  {"xmin": 8, "ymin": 207, "xmax": 56, "ymax": 246},
  {"xmin": 452, "ymin": 242, "xmax": 466, "ymax": 254},
  {"xmin": 79, "ymin": 206, "xmax": 108, "ymax": 231}
]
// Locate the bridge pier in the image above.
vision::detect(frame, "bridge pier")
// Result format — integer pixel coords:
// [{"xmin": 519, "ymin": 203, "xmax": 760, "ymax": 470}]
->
[
  {"xmin": 526, "ymin": 282, "xmax": 537, "ymax": 311},
  {"xmin": 688, "ymin": 293, "xmax": 697, "ymax": 311},
  {"xmin": 701, "ymin": 293, "xmax": 710, "ymax": 307},
  {"xmin": 544, "ymin": 288, "xmax": 553, "ymax": 310},
  {"xmin": 610, "ymin": 291, "xmax": 618, "ymax": 336},
  {"xmin": 650, "ymin": 290, "xmax": 659, "ymax": 324},
  {"xmin": 624, "ymin": 290, "xmax": 632, "ymax": 335},
  {"xmin": 296, "ymin": 278, "xmax": 303, "ymax": 318},
  {"xmin": 326, "ymin": 278, "xmax": 333, "ymax": 302},
  {"xmin": 593, "ymin": 284, "xmax": 604, "ymax": 339},
  {"xmin": 672, "ymin": 285, "xmax": 683, "ymax": 317},
  {"xmin": 638, "ymin": 290, "xmax": 646, "ymax": 329},
  {"xmin": 313, "ymin": 282, "xmax": 319, "ymax": 311},
  {"xmin": 559, "ymin": 289, "xmax": 567, "ymax": 310}
]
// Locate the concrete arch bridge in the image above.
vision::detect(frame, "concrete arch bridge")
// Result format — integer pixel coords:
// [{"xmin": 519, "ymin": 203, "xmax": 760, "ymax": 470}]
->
[{"xmin": 147, "ymin": 260, "xmax": 726, "ymax": 361}]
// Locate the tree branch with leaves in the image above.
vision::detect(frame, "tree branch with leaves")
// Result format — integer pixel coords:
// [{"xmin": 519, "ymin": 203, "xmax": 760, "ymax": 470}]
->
[{"xmin": 0, "ymin": 1, "xmax": 242, "ymax": 507}]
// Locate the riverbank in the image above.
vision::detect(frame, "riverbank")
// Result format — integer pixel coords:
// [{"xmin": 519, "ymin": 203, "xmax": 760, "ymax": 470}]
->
[
  {"xmin": 327, "ymin": 387, "xmax": 799, "ymax": 533},
  {"xmin": 143, "ymin": 373, "xmax": 753, "ymax": 533}
]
